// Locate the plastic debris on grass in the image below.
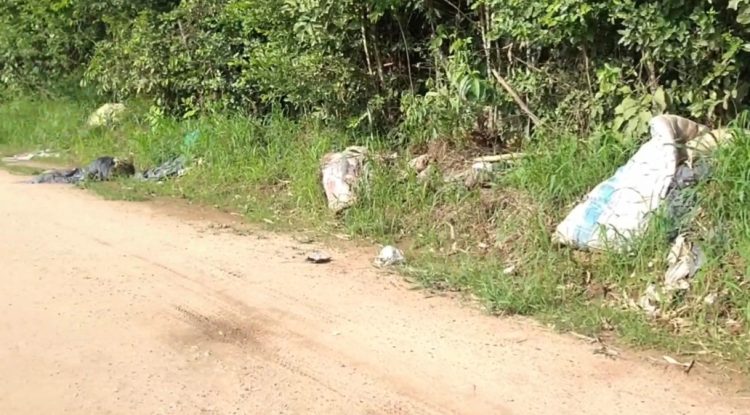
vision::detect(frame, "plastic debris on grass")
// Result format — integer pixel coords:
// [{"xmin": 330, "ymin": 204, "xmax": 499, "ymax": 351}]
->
[
  {"xmin": 374, "ymin": 245, "xmax": 405, "ymax": 268},
  {"xmin": 664, "ymin": 234, "xmax": 705, "ymax": 292},
  {"xmin": 31, "ymin": 156, "xmax": 135, "ymax": 184},
  {"xmin": 554, "ymin": 115, "xmax": 729, "ymax": 251},
  {"xmin": 2, "ymin": 149, "xmax": 60, "ymax": 162},
  {"xmin": 321, "ymin": 146, "xmax": 368, "ymax": 212}
]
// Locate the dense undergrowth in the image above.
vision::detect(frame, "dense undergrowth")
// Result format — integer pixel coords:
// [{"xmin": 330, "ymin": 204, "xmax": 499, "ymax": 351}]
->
[
  {"xmin": 4, "ymin": 1, "xmax": 750, "ymax": 141},
  {"xmin": 1, "ymin": 94, "xmax": 749, "ymax": 370}
]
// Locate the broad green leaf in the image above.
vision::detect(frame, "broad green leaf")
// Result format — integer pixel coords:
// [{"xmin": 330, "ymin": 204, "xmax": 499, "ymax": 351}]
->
[
  {"xmin": 738, "ymin": 6, "xmax": 750, "ymax": 25},
  {"xmin": 652, "ymin": 87, "xmax": 667, "ymax": 113},
  {"xmin": 471, "ymin": 78, "xmax": 482, "ymax": 101}
]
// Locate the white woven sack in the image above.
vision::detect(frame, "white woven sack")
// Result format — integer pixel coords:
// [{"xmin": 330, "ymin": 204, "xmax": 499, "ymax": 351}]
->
[{"xmin": 553, "ymin": 115, "xmax": 707, "ymax": 250}]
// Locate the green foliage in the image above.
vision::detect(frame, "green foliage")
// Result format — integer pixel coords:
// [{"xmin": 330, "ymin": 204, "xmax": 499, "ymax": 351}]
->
[
  {"xmin": 4, "ymin": 0, "xmax": 750, "ymax": 136},
  {"xmin": 0, "ymin": 0, "xmax": 177, "ymax": 94},
  {"xmin": 399, "ymin": 36, "xmax": 495, "ymax": 144}
]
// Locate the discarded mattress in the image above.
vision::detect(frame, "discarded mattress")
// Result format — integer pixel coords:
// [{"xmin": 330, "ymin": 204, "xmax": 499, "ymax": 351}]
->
[
  {"xmin": 31, "ymin": 156, "xmax": 135, "ymax": 184},
  {"xmin": 553, "ymin": 115, "xmax": 724, "ymax": 250}
]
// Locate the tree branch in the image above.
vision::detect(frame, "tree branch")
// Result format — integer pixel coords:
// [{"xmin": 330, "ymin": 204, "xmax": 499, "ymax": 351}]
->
[{"xmin": 491, "ymin": 69, "xmax": 541, "ymax": 127}]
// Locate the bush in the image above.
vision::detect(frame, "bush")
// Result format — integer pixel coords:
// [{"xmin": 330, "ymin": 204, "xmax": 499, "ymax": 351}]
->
[{"xmin": 2, "ymin": 0, "xmax": 750, "ymax": 142}]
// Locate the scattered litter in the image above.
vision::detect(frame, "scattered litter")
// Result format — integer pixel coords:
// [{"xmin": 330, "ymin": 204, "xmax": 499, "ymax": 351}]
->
[
  {"xmin": 31, "ymin": 167, "xmax": 85, "ymax": 184},
  {"xmin": 381, "ymin": 152, "xmax": 399, "ymax": 162},
  {"xmin": 660, "ymin": 355, "xmax": 696, "ymax": 374},
  {"xmin": 571, "ymin": 331, "xmax": 620, "ymax": 359},
  {"xmin": 31, "ymin": 156, "xmax": 135, "ymax": 184},
  {"xmin": 445, "ymin": 163, "xmax": 494, "ymax": 189},
  {"xmin": 374, "ymin": 245, "xmax": 405, "ymax": 268},
  {"xmin": 2, "ymin": 149, "xmax": 60, "ymax": 162},
  {"xmin": 593, "ymin": 344, "xmax": 621, "ymax": 359},
  {"xmin": 466, "ymin": 169, "xmax": 493, "ymax": 189},
  {"xmin": 409, "ymin": 154, "xmax": 435, "ymax": 183},
  {"xmin": 137, "ymin": 156, "xmax": 188, "ymax": 182},
  {"xmin": 472, "ymin": 153, "xmax": 525, "ymax": 163},
  {"xmin": 471, "ymin": 161, "xmax": 494, "ymax": 173},
  {"xmin": 663, "ymin": 162, "xmax": 712, "ymax": 240},
  {"xmin": 664, "ymin": 234, "xmax": 704, "ymax": 291},
  {"xmin": 553, "ymin": 115, "xmax": 718, "ymax": 251},
  {"xmin": 703, "ymin": 292, "xmax": 718, "ymax": 305},
  {"xmin": 570, "ymin": 332, "xmax": 599, "ymax": 343},
  {"xmin": 321, "ymin": 146, "xmax": 368, "ymax": 212},
  {"xmin": 182, "ymin": 130, "xmax": 201, "ymax": 153},
  {"xmin": 408, "ymin": 154, "xmax": 432, "ymax": 173},
  {"xmin": 638, "ymin": 284, "xmax": 662, "ymax": 317},
  {"xmin": 306, "ymin": 251, "xmax": 332, "ymax": 264},
  {"xmin": 87, "ymin": 103, "xmax": 126, "ymax": 127},
  {"xmin": 502, "ymin": 265, "xmax": 517, "ymax": 275},
  {"xmin": 416, "ymin": 164, "xmax": 435, "ymax": 182},
  {"xmin": 30, "ymin": 154, "xmax": 192, "ymax": 185}
]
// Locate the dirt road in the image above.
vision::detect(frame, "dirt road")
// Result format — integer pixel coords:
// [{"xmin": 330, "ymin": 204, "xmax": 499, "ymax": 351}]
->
[{"xmin": 0, "ymin": 169, "xmax": 746, "ymax": 415}]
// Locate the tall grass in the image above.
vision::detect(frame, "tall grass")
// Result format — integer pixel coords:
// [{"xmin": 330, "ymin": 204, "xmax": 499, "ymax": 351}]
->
[{"xmin": 1, "ymin": 94, "xmax": 748, "ymax": 369}]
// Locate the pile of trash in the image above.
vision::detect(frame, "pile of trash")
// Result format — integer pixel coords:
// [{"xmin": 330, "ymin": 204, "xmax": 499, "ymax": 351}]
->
[
  {"xmin": 31, "ymin": 156, "xmax": 136, "ymax": 184},
  {"xmin": 553, "ymin": 115, "xmax": 728, "ymax": 251},
  {"xmin": 135, "ymin": 156, "xmax": 189, "ymax": 181},
  {"xmin": 407, "ymin": 152, "xmax": 523, "ymax": 189},
  {"xmin": 30, "ymin": 156, "xmax": 188, "ymax": 185},
  {"xmin": 318, "ymin": 144, "xmax": 522, "ymax": 214},
  {"xmin": 22, "ymin": 105, "xmax": 196, "ymax": 185},
  {"xmin": 16, "ymin": 105, "xmax": 733, "ymax": 318},
  {"xmin": 550, "ymin": 114, "xmax": 735, "ymax": 317},
  {"xmin": 320, "ymin": 146, "xmax": 369, "ymax": 213}
]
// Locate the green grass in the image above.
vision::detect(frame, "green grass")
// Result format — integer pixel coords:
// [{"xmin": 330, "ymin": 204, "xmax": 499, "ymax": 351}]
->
[{"xmin": 1, "ymin": 93, "xmax": 749, "ymax": 372}]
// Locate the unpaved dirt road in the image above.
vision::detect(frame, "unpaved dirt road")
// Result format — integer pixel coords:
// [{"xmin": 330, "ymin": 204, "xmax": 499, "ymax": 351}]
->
[{"xmin": 0, "ymin": 169, "xmax": 746, "ymax": 415}]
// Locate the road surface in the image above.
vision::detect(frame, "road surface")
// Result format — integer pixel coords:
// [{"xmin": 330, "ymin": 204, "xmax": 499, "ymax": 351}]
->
[{"xmin": 0, "ymin": 170, "xmax": 746, "ymax": 415}]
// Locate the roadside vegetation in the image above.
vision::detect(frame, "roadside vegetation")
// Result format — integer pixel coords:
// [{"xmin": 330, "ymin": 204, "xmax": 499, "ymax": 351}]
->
[{"xmin": 2, "ymin": 0, "xmax": 750, "ymax": 370}]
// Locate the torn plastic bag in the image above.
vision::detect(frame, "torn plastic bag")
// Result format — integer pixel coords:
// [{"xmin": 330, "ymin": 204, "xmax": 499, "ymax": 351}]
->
[
  {"xmin": 664, "ymin": 234, "xmax": 704, "ymax": 291},
  {"xmin": 321, "ymin": 146, "xmax": 368, "ymax": 212},
  {"xmin": 137, "ymin": 156, "xmax": 188, "ymax": 181},
  {"xmin": 31, "ymin": 168, "xmax": 86, "ymax": 184},
  {"xmin": 663, "ymin": 161, "xmax": 711, "ymax": 240},
  {"xmin": 553, "ymin": 115, "xmax": 710, "ymax": 250},
  {"xmin": 374, "ymin": 245, "xmax": 405, "ymax": 268},
  {"xmin": 31, "ymin": 156, "xmax": 135, "ymax": 184}
]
